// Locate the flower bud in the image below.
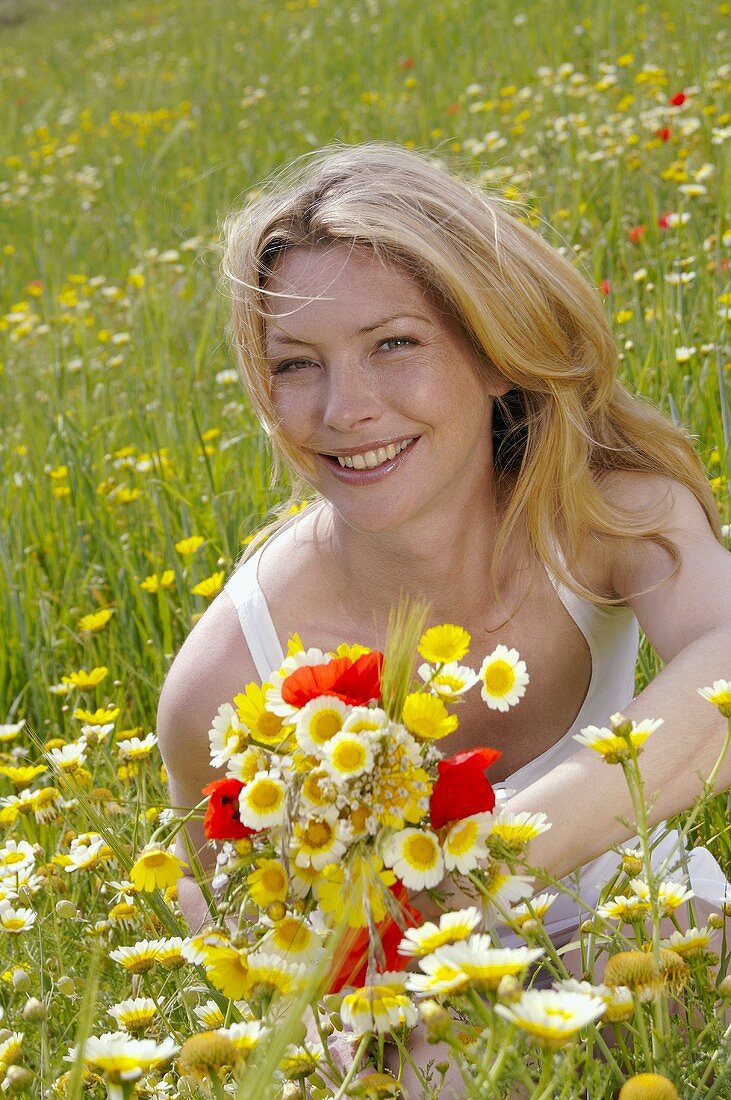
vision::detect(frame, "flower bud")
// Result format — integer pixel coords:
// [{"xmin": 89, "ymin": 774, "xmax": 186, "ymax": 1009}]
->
[
  {"xmin": 580, "ymin": 920, "xmax": 595, "ymax": 935},
  {"xmin": 267, "ymin": 901, "xmax": 287, "ymax": 922},
  {"xmin": 620, "ymin": 851, "xmax": 644, "ymax": 877},
  {"xmin": 56, "ymin": 976, "xmax": 76, "ymax": 997},
  {"xmin": 12, "ymin": 970, "xmax": 31, "ymax": 993},
  {"xmin": 4, "ymin": 1066, "xmax": 34, "ymax": 1094},
  {"xmin": 708, "ymin": 912, "xmax": 724, "ymax": 929},
  {"xmin": 520, "ymin": 919, "xmax": 541, "ymax": 937},
  {"xmin": 55, "ymin": 900, "xmax": 78, "ymax": 919},
  {"xmin": 496, "ymin": 975, "xmax": 523, "ymax": 1003},
  {"xmin": 717, "ymin": 975, "xmax": 731, "ymax": 999},
  {"xmin": 418, "ymin": 1000, "xmax": 451, "ymax": 1041},
  {"xmin": 22, "ymin": 997, "xmax": 46, "ymax": 1022},
  {"xmin": 722, "ymin": 899, "xmax": 731, "ymax": 918}
]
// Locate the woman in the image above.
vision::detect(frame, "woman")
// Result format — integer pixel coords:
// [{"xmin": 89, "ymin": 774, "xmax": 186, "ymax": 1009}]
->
[{"xmin": 158, "ymin": 142, "xmax": 730, "ymax": 960}]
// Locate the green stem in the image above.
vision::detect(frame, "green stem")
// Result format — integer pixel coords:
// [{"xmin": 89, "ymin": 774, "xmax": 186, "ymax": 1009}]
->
[{"xmin": 332, "ymin": 1032, "xmax": 371, "ymax": 1100}]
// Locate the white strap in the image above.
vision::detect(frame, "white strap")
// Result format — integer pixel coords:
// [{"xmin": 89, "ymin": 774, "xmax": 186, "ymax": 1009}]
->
[{"xmin": 224, "ymin": 550, "xmax": 285, "ymax": 681}]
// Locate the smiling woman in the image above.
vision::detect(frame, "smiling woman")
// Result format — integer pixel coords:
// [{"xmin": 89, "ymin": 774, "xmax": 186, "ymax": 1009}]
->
[{"xmin": 157, "ymin": 142, "xmax": 731, "ymax": 1086}]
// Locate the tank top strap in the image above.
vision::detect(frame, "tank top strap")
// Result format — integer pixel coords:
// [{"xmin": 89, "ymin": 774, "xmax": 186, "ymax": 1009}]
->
[{"xmin": 224, "ymin": 547, "xmax": 285, "ymax": 681}]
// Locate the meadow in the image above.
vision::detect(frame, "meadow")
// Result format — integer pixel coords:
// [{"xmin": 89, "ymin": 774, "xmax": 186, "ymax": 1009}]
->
[{"xmin": 0, "ymin": 0, "xmax": 729, "ymax": 1096}]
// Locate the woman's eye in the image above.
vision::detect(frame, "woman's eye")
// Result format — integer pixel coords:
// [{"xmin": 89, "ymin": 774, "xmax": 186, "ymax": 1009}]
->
[
  {"xmin": 380, "ymin": 336, "xmax": 414, "ymax": 350},
  {"xmin": 273, "ymin": 358, "xmax": 312, "ymax": 374}
]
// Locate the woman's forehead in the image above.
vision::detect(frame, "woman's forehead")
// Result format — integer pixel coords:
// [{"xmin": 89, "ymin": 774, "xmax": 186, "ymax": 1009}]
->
[{"xmin": 262, "ymin": 243, "xmax": 440, "ymax": 331}]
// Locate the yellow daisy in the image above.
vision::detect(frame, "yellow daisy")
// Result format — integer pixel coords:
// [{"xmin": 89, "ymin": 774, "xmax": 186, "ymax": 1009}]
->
[
  {"xmin": 401, "ymin": 693, "xmax": 458, "ymax": 741},
  {"xmin": 204, "ymin": 944, "xmax": 251, "ymax": 999},
  {"xmin": 191, "ymin": 571, "xmax": 225, "ymax": 599},
  {"xmin": 247, "ymin": 859, "xmax": 289, "ymax": 908},
  {"xmin": 78, "ymin": 608, "xmax": 114, "ymax": 632},
  {"xmin": 61, "ymin": 667, "xmax": 109, "ymax": 690},
  {"xmin": 418, "ymin": 624, "xmax": 471, "ymax": 665},
  {"xmin": 234, "ymin": 682, "xmax": 293, "ymax": 748},
  {"xmin": 129, "ymin": 847, "xmax": 186, "ymax": 893},
  {"xmin": 74, "ymin": 706, "xmax": 120, "ymax": 725},
  {"xmin": 175, "ymin": 535, "xmax": 205, "ymax": 555},
  {"xmin": 139, "ymin": 571, "xmax": 175, "ymax": 594}
]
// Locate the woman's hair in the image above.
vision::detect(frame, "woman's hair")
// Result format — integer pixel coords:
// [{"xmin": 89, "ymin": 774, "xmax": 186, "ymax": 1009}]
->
[{"xmin": 222, "ymin": 142, "xmax": 719, "ymax": 600}]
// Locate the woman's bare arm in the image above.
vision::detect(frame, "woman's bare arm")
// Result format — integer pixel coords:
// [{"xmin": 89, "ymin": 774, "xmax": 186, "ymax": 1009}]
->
[
  {"xmin": 509, "ymin": 476, "xmax": 731, "ymax": 880},
  {"xmin": 157, "ymin": 590, "xmax": 261, "ymax": 932}
]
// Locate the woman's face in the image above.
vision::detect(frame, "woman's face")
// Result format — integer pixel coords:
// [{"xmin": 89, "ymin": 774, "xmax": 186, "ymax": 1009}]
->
[{"xmin": 263, "ymin": 244, "xmax": 509, "ymax": 535}]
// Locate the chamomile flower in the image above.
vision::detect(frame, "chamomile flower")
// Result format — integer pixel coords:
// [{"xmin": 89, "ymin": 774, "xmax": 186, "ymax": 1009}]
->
[
  {"xmin": 382, "ymin": 828, "xmax": 444, "ymax": 890},
  {"xmin": 227, "ymin": 746, "xmax": 266, "ymax": 784},
  {"xmin": 0, "ymin": 903, "xmax": 37, "ymax": 933},
  {"xmin": 238, "ymin": 772, "xmax": 286, "ymax": 830},
  {"xmin": 65, "ymin": 833, "xmax": 112, "ymax": 872},
  {"xmin": 117, "ymin": 733, "xmax": 158, "ymax": 761},
  {"xmin": 194, "ymin": 1001, "xmax": 226, "ymax": 1029},
  {"xmin": 48, "ymin": 741, "xmax": 87, "ymax": 772},
  {"xmin": 66, "ymin": 1033, "xmax": 177, "ymax": 1082},
  {"xmin": 221, "ymin": 1019, "xmax": 266, "ymax": 1057},
  {"xmin": 243, "ymin": 952, "xmax": 306, "ymax": 1003},
  {"xmin": 488, "ymin": 811, "xmax": 552, "ymax": 855},
  {"xmin": 597, "ymin": 893, "xmax": 652, "ymax": 923},
  {"xmin": 260, "ymin": 913, "xmax": 323, "ymax": 963},
  {"xmin": 660, "ymin": 926, "xmax": 714, "ymax": 959},
  {"xmin": 299, "ymin": 769, "xmax": 337, "ymax": 812},
  {"xmin": 342, "ymin": 706, "xmax": 390, "ymax": 736},
  {"xmin": 554, "ymin": 979, "xmax": 634, "ymax": 1024},
  {"xmin": 442, "ymin": 813, "xmax": 493, "ymax": 873},
  {"xmin": 629, "ymin": 877, "xmax": 695, "ymax": 915},
  {"xmin": 109, "ymin": 940, "xmax": 161, "ymax": 975},
  {"xmin": 398, "ymin": 908, "xmax": 482, "ymax": 957},
  {"xmin": 341, "ymin": 973, "xmax": 418, "ymax": 1035},
  {"xmin": 428, "ymin": 938, "xmax": 543, "ymax": 992},
  {"xmin": 321, "ymin": 729, "xmax": 375, "ymax": 781},
  {"xmin": 0, "ymin": 840, "xmax": 36, "ymax": 880},
  {"xmin": 295, "ymin": 696, "xmax": 349, "ymax": 756},
  {"xmin": 292, "ymin": 815, "xmax": 348, "ymax": 871},
  {"xmin": 108, "ymin": 997, "xmax": 158, "ymax": 1035},
  {"xmin": 478, "ymin": 646, "xmax": 529, "ymax": 711},
  {"xmin": 510, "ymin": 893, "xmax": 559, "ymax": 928},
  {"xmin": 474, "ymin": 862, "xmax": 534, "ymax": 915},
  {"xmin": 0, "ymin": 721, "xmax": 25, "ymax": 743},
  {"xmin": 495, "ymin": 989, "xmax": 606, "ymax": 1047},
  {"xmin": 698, "ymin": 680, "xmax": 731, "ymax": 717},
  {"xmin": 208, "ymin": 703, "xmax": 248, "ymax": 768},
  {"xmin": 402, "ymin": 692, "xmax": 459, "ymax": 740},
  {"xmin": 418, "ymin": 661, "xmax": 479, "ymax": 701},
  {"xmin": 417, "ymin": 624, "xmax": 471, "ymax": 664},
  {"xmin": 574, "ymin": 717, "xmax": 663, "ymax": 763}
]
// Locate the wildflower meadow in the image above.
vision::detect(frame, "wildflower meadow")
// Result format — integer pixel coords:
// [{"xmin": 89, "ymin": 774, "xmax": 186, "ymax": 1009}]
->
[{"xmin": 0, "ymin": 0, "xmax": 729, "ymax": 1096}]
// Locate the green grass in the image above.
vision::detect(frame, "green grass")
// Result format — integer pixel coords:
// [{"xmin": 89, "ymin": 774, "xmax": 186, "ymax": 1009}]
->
[{"xmin": 0, "ymin": 0, "xmax": 729, "ymax": 1095}]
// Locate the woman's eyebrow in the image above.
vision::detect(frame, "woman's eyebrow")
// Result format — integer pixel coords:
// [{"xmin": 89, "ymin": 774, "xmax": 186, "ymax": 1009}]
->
[{"xmin": 267, "ymin": 313, "xmax": 434, "ymax": 349}]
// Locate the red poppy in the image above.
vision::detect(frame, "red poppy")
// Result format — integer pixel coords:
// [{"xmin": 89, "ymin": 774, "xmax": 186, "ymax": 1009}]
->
[
  {"xmin": 327, "ymin": 882, "xmax": 423, "ymax": 993},
  {"xmin": 658, "ymin": 212, "xmax": 673, "ymax": 230},
  {"xmin": 429, "ymin": 747, "xmax": 501, "ymax": 830},
  {"xmin": 399, "ymin": 57, "xmax": 414, "ymax": 70},
  {"xmin": 202, "ymin": 777, "xmax": 254, "ymax": 841},
  {"xmin": 656, "ymin": 127, "xmax": 671, "ymax": 142},
  {"xmin": 600, "ymin": 279, "xmax": 611, "ymax": 296},
  {"xmin": 668, "ymin": 91, "xmax": 687, "ymax": 107},
  {"xmin": 628, "ymin": 225, "xmax": 647, "ymax": 243},
  {"xmin": 281, "ymin": 651, "xmax": 383, "ymax": 709}
]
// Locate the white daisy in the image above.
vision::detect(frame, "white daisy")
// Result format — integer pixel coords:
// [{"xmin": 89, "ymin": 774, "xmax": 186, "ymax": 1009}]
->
[
  {"xmin": 208, "ymin": 702, "xmax": 247, "ymax": 768},
  {"xmin": 418, "ymin": 661, "xmax": 479, "ymax": 701},
  {"xmin": 495, "ymin": 989, "xmax": 606, "ymax": 1047},
  {"xmin": 398, "ymin": 907, "xmax": 482, "ymax": 957},
  {"xmin": 381, "ymin": 828, "xmax": 444, "ymax": 891},
  {"xmin": 442, "ymin": 813, "xmax": 493, "ymax": 874},
  {"xmin": 238, "ymin": 772, "xmax": 287, "ymax": 830},
  {"xmin": 321, "ymin": 730, "xmax": 375, "ymax": 782},
  {"xmin": 295, "ymin": 696, "xmax": 350, "ymax": 757},
  {"xmin": 478, "ymin": 645, "xmax": 529, "ymax": 711}
]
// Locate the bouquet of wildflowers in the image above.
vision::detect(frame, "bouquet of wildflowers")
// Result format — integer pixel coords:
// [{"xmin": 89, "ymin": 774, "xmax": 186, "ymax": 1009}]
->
[{"xmin": 188, "ymin": 614, "xmax": 538, "ymax": 1004}]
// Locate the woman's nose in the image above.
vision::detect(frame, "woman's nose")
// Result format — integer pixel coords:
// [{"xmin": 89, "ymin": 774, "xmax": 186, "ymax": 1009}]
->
[{"xmin": 322, "ymin": 362, "xmax": 382, "ymax": 432}]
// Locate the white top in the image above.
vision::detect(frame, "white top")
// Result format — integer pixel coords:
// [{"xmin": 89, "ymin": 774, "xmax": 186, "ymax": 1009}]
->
[{"xmin": 223, "ymin": 534, "xmax": 728, "ymax": 935}]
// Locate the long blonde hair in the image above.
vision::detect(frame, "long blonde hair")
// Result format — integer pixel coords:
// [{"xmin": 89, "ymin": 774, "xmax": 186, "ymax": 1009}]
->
[{"xmin": 222, "ymin": 142, "xmax": 719, "ymax": 599}]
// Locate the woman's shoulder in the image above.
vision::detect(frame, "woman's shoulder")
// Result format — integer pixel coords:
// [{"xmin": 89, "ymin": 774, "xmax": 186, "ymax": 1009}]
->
[{"xmin": 157, "ymin": 590, "xmax": 258, "ymax": 763}]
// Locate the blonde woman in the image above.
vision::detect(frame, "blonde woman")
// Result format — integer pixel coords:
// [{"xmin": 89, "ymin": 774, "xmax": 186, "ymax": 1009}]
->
[{"xmin": 158, "ymin": 143, "xmax": 730, "ymax": 1082}]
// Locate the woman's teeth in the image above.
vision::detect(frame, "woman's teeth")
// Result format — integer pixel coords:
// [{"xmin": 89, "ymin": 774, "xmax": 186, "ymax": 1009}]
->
[{"xmin": 336, "ymin": 439, "xmax": 413, "ymax": 469}]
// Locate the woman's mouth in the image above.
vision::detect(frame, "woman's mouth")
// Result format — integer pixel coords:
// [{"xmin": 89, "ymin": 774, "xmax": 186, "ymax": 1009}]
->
[{"xmin": 318, "ymin": 437, "xmax": 418, "ymax": 480}]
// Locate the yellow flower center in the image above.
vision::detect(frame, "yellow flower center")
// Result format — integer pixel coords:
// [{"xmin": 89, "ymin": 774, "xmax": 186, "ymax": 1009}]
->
[
  {"xmin": 250, "ymin": 780, "xmax": 282, "ymax": 810},
  {"xmin": 273, "ymin": 918, "xmax": 311, "ymax": 952},
  {"xmin": 3, "ymin": 851, "xmax": 25, "ymax": 865},
  {"xmin": 304, "ymin": 820, "xmax": 334, "ymax": 849},
  {"xmin": 261, "ymin": 866, "xmax": 287, "ymax": 893},
  {"xmin": 483, "ymin": 661, "xmax": 515, "ymax": 695},
  {"xmin": 448, "ymin": 821, "xmax": 478, "ymax": 855},
  {"xmin": 310, "ymin": 710, "xmax": 343, "ymax": 743},
  {"xmin": 332, "ymin": 740, "xmax": 366, "ymax": 771},
  {"xmin": 405, "ymin": 834, "xmax": 438, "ymax": 868},
  {"xmin": 256, "ymin": 711, "xmax": 285, "ymax": 741}
]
